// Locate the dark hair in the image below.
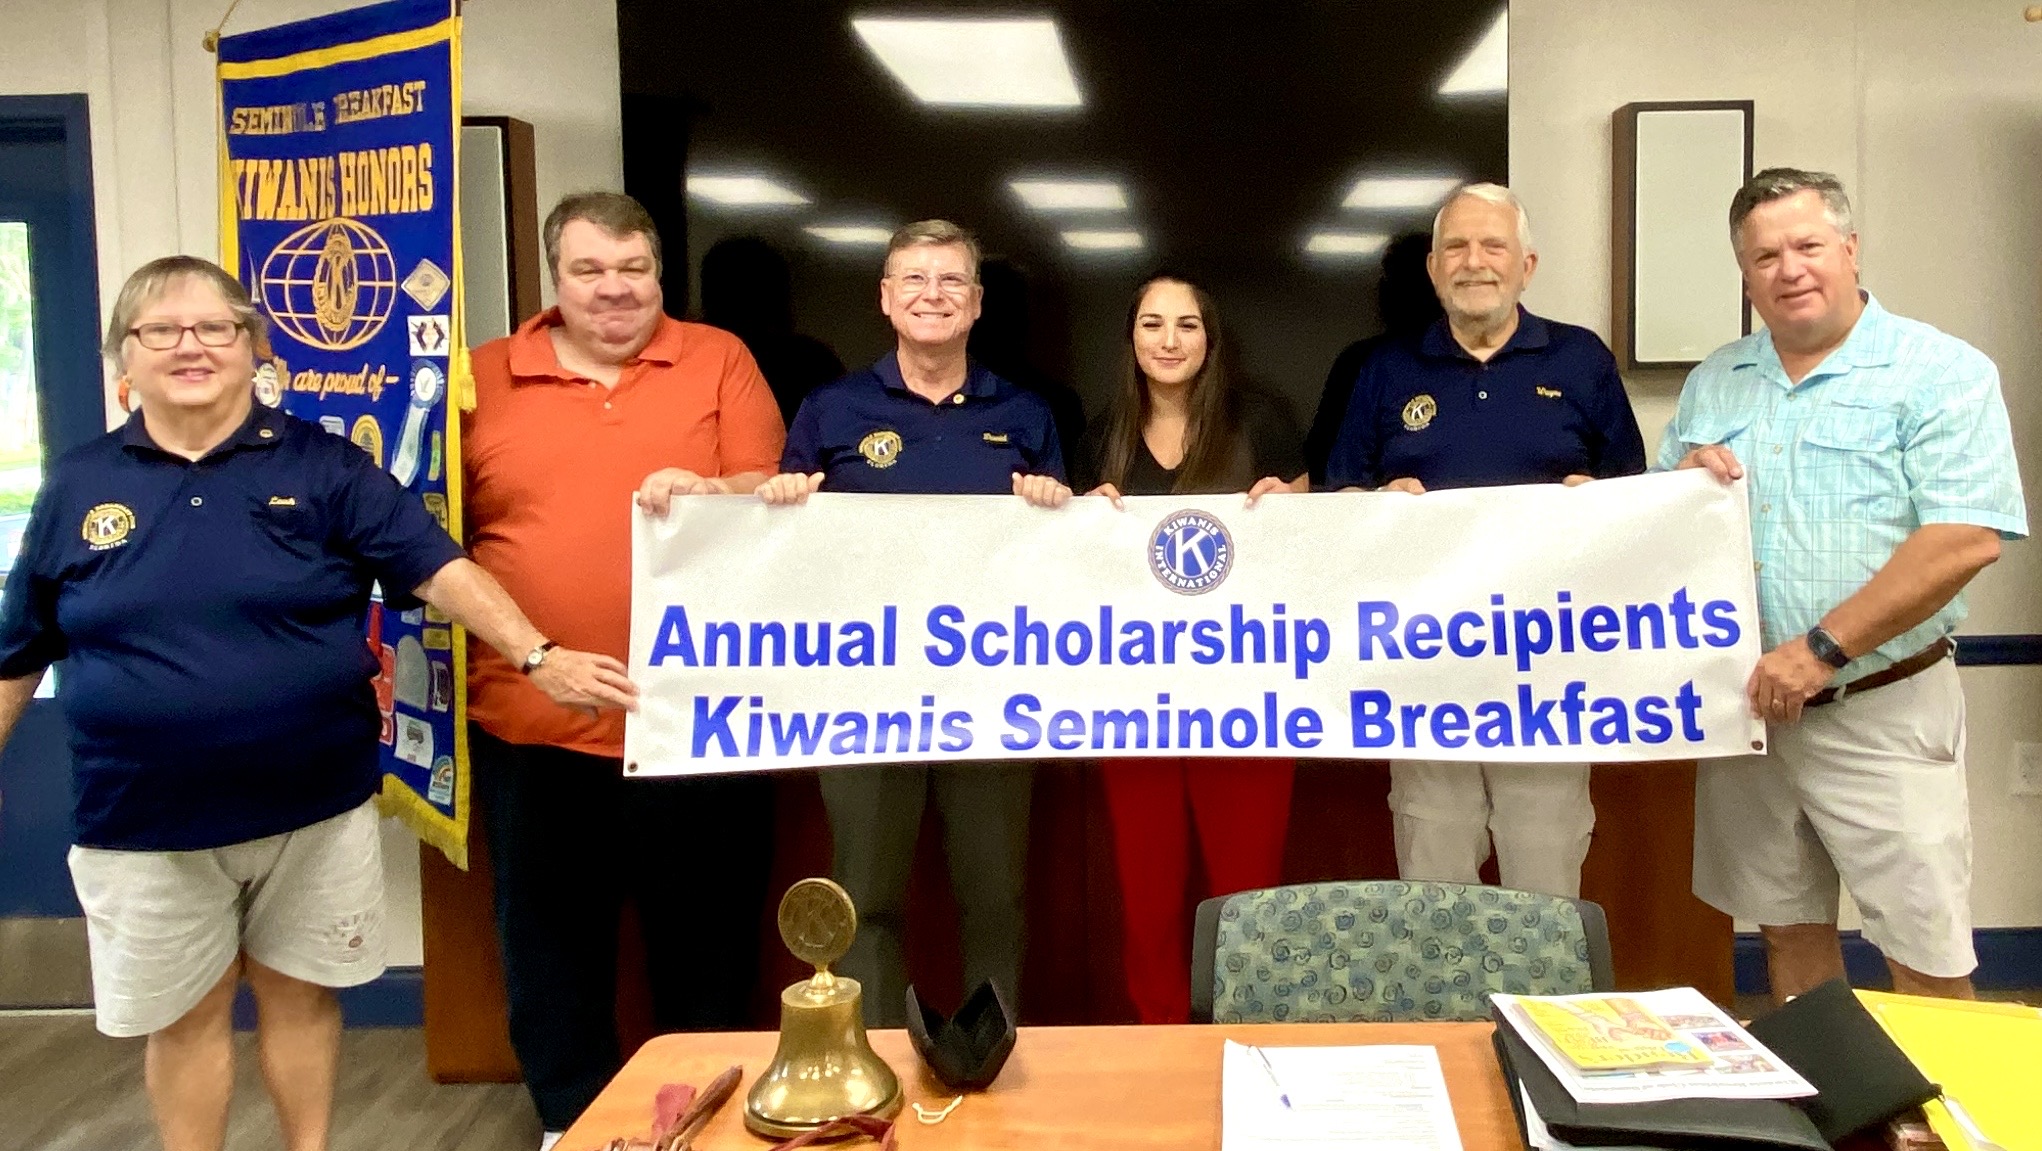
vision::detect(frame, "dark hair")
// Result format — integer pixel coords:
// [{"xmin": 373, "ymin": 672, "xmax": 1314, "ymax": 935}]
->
[
  {"xmin": 1728, "ymin": 168, "xmax": 1854, "ymax": 247},
  {"xmin": 542, "ymin": 191, "xmax": 662, "ymax": 283},
  {"xmin": 1095, "ymin": 273, "xmax": 1250, "ymax": 493}
]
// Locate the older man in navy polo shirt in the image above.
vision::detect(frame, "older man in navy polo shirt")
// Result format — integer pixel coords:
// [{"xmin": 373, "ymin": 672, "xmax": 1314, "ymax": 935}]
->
[
  {"xmin": 1327, "ymin": 184, "xmax": 1646, "ymax": 899},
  {"xmin": 763, "ymin": 219, "xmax": 1063, "ymax": 1025}
]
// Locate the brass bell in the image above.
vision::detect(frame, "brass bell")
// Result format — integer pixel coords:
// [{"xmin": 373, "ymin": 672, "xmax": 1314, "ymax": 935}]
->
[{"xmin": 744, "ymin": 878, "xmax": 902, "ymax": 1137}]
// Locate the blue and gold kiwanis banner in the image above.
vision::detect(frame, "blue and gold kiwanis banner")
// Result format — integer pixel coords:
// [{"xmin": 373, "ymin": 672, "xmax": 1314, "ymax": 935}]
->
[
  {"xmin": 218, "ymin": 0, "xmax": 469, "ymax": 865},
  {"xmin": 626, "ymin": 473, "xmax": 1769, "ymax": 775}
]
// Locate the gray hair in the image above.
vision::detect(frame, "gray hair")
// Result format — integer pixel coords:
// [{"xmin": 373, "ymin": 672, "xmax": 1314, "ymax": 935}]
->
[
  {"xmin": 883, "ymin": 219, "xmax": 981, "ymax": 281},
  {"xmin": 102, "ymin": 256, "xmax": 270, "ymax": 371},
  {"xmin": 542, "ymin": 191, "xmax": 663, "ymax": 284},
  {"xmin": 1432, "ymin": 183, "xmax": 1534, "ymax": 252},
  {"xmin": 1729, "ymin": 167, "xmax": 1855, "ymax": 246}
]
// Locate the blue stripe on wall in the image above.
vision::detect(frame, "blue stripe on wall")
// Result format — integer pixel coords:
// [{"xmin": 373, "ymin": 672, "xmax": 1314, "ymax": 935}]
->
[
  {"xmin": 1953, "ymin": 634, "xmax": 2042, "ymax": 666},
  {"xmin": 232, "ymin": 966, "xmax": 423, "ymax": 1030},
  {"xmin": 1734, "ymin": 928, "xmax": 2042, "ymax": 995}
]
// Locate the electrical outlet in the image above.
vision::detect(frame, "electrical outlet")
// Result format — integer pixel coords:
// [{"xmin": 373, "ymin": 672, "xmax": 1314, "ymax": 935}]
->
[{"xmin": 2014, "ymin": 742, "xmax": 2042, "ymax": 797}]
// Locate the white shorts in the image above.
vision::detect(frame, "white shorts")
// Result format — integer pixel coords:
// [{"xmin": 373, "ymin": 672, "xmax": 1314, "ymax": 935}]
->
[
  {"xmin": 1693, "ymin": 658, "xmax": 1973, "ymax": 977},
  {"xmin": 67, "ymin": 799, "xmax": 388, "ymax": 1038},
  {"xmin": 1388, "ymin": 761, "xmax": 1594, "ymax": 897}
]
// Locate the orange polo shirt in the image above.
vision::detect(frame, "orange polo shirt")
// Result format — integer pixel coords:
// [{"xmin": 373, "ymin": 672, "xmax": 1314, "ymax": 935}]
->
[{"xmin": 463, "ymin": 308, "xmax": 785, "ymax": 757}]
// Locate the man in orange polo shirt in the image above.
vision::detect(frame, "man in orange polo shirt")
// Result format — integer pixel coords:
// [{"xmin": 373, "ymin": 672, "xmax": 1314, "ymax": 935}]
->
[{"xmin": 464, "ymin": 192, "xmax": 784, "ymax": 1146}]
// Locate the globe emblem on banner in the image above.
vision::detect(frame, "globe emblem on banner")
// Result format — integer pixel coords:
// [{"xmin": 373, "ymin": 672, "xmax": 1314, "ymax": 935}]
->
[
  {"xmin": 1149, "ymin": 510, "xmax": 1234, "ymax": 595},
  {"xmin": 258, "ymin": 218, "xmax": 399, "ymax": 352}
]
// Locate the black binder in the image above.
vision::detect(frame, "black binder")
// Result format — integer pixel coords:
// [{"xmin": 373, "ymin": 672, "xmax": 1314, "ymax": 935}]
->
[
  {"xmin": 1743, "ymin": 980, "xmax": 1939, "ymax": 1143},
  {"xmin": 1491, "ymin": 1000, "xmax": 1831, "ymax": 1150}
]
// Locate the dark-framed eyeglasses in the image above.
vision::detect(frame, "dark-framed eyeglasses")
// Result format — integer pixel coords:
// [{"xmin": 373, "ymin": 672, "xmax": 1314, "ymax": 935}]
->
[{"xmin": 128, "ymin": 320, "xmax": 244, "ymax": 350}]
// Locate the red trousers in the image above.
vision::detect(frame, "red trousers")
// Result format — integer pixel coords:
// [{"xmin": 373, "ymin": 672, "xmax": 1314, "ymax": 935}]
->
[{"xmin": 1103, "ymin": 757, "xmax": 1296, "ymax": 1024}]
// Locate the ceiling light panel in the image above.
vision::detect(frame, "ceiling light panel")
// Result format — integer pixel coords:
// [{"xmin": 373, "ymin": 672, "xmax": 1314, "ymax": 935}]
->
[
  {"xmin": 852, "ymin": 17, "xmax": 1083, "ymax": 107},
  {"xmin": 805, "ymin": 224, "xmax": 895, "ymax": 245},
  {"xmin": 1341, "ymin": 175, "xmax": 1463, "ymax": 211},
  {"xmin": 1439, "ymin": 8, "xmax": 1507, "ymax": 96},
  {"xmin": 1009, "ymin": 178, "xmax": 1127, "ymax": 212},
  {"xmin": 1304, "ymin": 231, "xmax": 1390, "ymax": 257},
  {"xmin": 687, "ymin": 174, "xmax": 809, "ymax": 206},
  {"xmin": 1061, "ymin": 229, "xmax": 1143, "ymax": 251}
]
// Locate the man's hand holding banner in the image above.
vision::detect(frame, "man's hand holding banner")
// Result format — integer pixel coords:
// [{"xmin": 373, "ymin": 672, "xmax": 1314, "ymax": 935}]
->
[{"xmin": 626, "ymin": 471, "xmax": 1766, "ymax": 775}]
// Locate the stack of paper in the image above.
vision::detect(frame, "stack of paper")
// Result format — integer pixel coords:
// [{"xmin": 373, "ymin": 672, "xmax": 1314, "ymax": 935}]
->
[{"xmin": 1219, "ymin": 1040, "xmax": 1464, "ymax": 1151}]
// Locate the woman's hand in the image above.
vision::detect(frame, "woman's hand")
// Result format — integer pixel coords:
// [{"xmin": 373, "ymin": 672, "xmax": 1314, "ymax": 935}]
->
[
  {"xmin": 1244, "ymin": 474, "xmax": 1308, "ymax": 508},
  {"xmin": 758, "ymin": 472, "xmax": 826, "ymax": 505},
  {"xmin": 1087, "ymin": 482, "xmax": 1125, "ymax": 509},
  {"xmin": 1013, "ymin": 472, "xmax": 1073, "ymax": 508}
]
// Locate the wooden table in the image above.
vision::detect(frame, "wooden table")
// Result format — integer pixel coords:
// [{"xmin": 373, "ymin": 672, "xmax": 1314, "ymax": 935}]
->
[{"xmin": 560, "ymin": 1022, "xmax": 1523, "ymax": 1150}]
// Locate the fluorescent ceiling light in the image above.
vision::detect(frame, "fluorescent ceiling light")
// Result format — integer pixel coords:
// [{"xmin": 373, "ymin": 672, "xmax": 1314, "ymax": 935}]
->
[
  {"xmin": 1304, "ymin": 231, "xmax": 1390, "ymax": 257},
  {"xmin": 1341, "ymin": 175, "xmax": 1462, "ymax": 211},
  {"xmin": 1439, "ymin": 8, "xmax": 1507, "ymax": 96},
  {"xmin": 687, "ymin": 174, "xmax": 808, "ymax": 207},
  {"xmin": 1009, "ymin": 178, "xmax": 1127, "ymax": 212},
  {"xmin": 805, "ymin": 224, "xmax": 894, "ymax": 246},
  {"xmin": 852, "ymin": 17, "xmax": 1083, "ymax": 107},
  {"xmin": 1061, "ymin": 229, "xmax": 1143, "ymax": 251}
]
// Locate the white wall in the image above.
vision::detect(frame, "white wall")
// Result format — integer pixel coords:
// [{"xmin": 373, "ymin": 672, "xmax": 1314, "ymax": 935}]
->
[
  {"xmin": 0, "ymin": 0, "xmax": 624, "ymax": 964},
  {"xmin": 1513, "ymin": 0, "xmax": 2042, "ymax": 930}
]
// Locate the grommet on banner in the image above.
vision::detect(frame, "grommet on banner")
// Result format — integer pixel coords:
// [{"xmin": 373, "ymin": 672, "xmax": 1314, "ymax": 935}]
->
[{"xmin": 201, "ymin": 0, "xmax": 246, "ymax": 52}]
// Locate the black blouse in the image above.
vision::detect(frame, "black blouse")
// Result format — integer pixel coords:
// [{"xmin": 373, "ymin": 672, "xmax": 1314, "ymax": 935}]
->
[{"xmin": 1085, "ymin": 390, "xmax": 1305, "ymax": 496}]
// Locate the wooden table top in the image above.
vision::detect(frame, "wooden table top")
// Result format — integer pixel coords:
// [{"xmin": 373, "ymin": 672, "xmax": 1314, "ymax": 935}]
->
[{"xmin": 559, "ymin": 1021, "xmax": 1523, "ymax": 1150}]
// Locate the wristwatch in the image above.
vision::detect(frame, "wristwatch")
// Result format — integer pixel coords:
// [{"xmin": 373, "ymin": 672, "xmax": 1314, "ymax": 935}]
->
[
  {"xmin": 1804, "ymin": 626, "xmax": 1850, "ymax": 669},
  {"xmin": 520, "ymin": 640, "xmax": 558, "ymax": 675}
]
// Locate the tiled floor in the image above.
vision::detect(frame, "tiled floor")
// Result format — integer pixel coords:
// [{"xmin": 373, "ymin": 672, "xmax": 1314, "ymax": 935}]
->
[{"xmin": 0, "ymin": 1016, "xmax": 539, "ymax": 1151}]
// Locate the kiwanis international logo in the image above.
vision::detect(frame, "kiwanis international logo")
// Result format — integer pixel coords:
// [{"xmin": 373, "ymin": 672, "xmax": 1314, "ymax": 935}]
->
[
  {"xmin": 1149, "ymin": 510, "xmax": 1233, "ymax": 595},
  {"xmin": 259, "ymin": 217, "xmax": 399, "ymax": 352},
  {"xmin": 82, "ymin": 502, "xmax": 135, "ymax": 551},
  {"xmin": 858, "ymin": 429, "xmax": 903, "ymax": 468}
]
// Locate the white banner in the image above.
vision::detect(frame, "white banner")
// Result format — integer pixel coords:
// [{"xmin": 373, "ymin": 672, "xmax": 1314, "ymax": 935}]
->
[{"xmin": 624, "ymin": 471, "xmax": 1766, "ymax": 776}]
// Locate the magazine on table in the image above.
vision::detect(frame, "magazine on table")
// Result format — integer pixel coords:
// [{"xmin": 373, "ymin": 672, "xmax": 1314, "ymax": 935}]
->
[{"xmin": 1492, "ymin": 987, "xmax": 1818, "ymax": 1105}]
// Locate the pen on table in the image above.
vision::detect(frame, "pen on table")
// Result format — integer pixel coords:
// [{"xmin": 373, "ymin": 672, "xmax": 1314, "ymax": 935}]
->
[{"xmin": 1248, "ymin": 1044, "xmax": 1293, "ymax": 1110}]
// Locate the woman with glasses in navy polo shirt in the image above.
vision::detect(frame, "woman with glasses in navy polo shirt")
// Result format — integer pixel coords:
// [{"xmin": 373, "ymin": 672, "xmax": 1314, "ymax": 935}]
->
[
  {"xmin": 1068, "ymin": 272, "xmax": 1309, "ymax": 1023},
  {"xmin": 0, "ymin": 256, "xmax": 632, "ymax": 1151}
]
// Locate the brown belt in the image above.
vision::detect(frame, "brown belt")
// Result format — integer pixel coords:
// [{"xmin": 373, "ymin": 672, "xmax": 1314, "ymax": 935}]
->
[{"xmin": 1806, "ymin": 638, "xmax": 1954, "ymax": 707}]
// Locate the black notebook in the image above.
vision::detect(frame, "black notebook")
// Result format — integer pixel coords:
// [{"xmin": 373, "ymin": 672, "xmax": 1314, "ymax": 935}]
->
[
  {"xmin": 1492, "ymin": 1001, "xmax": 1831, "ymax": 1151},
  {"xmin": 1743, "ymin": 980, "xmax": 1940, "ymax": 1143}
]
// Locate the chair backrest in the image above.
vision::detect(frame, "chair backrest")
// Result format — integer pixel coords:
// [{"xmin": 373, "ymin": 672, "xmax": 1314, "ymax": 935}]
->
[{"xmin": 1189, "ymin": 880, "xmax": 1615, "ymax": 1024}]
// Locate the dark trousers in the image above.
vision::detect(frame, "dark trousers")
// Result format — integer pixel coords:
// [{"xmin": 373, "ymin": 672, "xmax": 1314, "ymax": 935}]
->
[
  {"xmin": 818, "ymin": 762, "xmax": 1033, "ymax": 1028},
  {"xmin": 471, "ymin": 725, "xmax": 774, "ymax": 1131}
]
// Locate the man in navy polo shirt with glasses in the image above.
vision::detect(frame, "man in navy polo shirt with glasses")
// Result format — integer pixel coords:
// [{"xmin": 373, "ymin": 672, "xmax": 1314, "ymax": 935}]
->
[
  {"xmin": 1326, "ymin": 184, "xmax": 1646, "ymax": 901},
  {"xmin": 760, "ymin": 219, "xmax": 1063, "ymax": 1025}
]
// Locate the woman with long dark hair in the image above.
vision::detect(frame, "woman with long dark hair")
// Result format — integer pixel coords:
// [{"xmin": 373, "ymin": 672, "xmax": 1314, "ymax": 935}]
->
[{"xmin": 1087, "ymin": 272, "xmax": 1305, "ymax": 1023}]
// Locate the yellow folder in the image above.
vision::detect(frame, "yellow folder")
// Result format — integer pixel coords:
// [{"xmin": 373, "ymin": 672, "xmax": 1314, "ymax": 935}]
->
[{"xmin": 1857, "ymin": 990, "xmax": 2042, "ymax": 1151}]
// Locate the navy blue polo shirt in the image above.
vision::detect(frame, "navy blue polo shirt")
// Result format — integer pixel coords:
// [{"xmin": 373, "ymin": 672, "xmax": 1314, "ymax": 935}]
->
[
  {"xmin": 0, "ymin": 406, "xmax": 466, "ymax": 851},
  {"xmin": 782, "ymin": 352, "xmax": 1066, "ymax": 493},
  {"xmin": 1324, "ymin": 308, "xmax": 1647, "ymax": 491}
]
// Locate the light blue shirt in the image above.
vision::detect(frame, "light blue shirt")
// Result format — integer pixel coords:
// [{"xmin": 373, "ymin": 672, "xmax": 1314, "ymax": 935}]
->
[{"xmin": 1657, "ymin": 294, "xmax": 2027, "ymax": 681}]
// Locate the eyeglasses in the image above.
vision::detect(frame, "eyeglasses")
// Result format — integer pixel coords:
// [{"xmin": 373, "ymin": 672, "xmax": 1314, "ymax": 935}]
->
[
  {"xmin": 887, "ymin": 272, "xmax": 975, "ymax": 296},
  {"xmin": 128, "ymin": 320, "xmax": 244, "ymax": 350}
]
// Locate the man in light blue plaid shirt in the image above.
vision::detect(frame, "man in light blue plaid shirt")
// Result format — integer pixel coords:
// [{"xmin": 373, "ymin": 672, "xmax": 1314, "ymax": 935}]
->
[{"xmin": 1661, "ymin": 168, "xmax": 2025, "ymax": 1003}]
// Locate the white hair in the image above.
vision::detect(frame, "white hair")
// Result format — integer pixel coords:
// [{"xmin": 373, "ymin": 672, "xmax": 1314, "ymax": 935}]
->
[{"xmin": 1432, "ymin": 182, "xmax": 1535, "ymax": 252}]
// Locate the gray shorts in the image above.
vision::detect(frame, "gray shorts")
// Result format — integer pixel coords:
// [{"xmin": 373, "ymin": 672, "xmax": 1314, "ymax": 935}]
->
[
  {"xmin": 67, "ymin": 799, "xmax": 387, "ymax": 1037},
  {"xmin": 1693, "ymin": 659, "xmax": 1974, "ymax": 977}
]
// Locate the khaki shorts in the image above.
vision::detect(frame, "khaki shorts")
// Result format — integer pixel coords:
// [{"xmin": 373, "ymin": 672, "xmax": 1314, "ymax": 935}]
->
[
  {"xmin": 1693, "ymin": 659, "xmax": 1973, "ymax": 978},
  {"xmin": 68, "ymin": 799, "xmax": 387, "ymax": 1037}
]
